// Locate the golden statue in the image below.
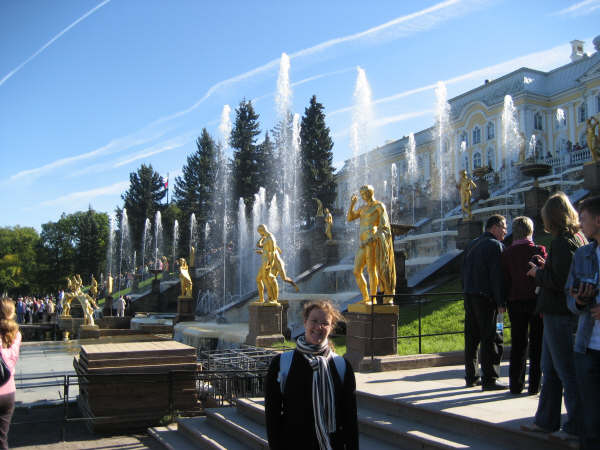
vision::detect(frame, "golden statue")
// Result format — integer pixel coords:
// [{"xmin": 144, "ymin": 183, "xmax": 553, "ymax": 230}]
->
[
  {"xmin": 347, "ymin": 185, "xmax": 396, "ymax": 305},
  {"xmin": 89, "ymin": 275, "xmax": 98, "ymax": 299},
  {"xmin": 587, "ymin": 116, "xmax": 599, "ymax": 162},
  {"xmin": 313, "ymin": 198, "xmax": 324, "ymax": 217},
  {"xmin": 178, "ymin": 258, "xmax": 193, "ymax": 297},
  {"xmin": 61, "ymin": 274, "xmax": 98, "ymax": 326},
  {"xmin": 517, "ymin": 131, "xmax": 527, "ymax": 163},
  {"xmin": 106, "ymin": 273, "xmax": 113, "ymax": 296},
  {"xmin": 458, "ymin": 170, "xmax": 477, "ymax": 220},
  {"xmin": 255, "ymin": 224, "xmax": 298, "ymax": 305},
  {"xmin": 324, "ymin": 208, "xmax": 333, "ymax": 240},
  {"xmin": 189, "ymin": 245, "xmax": 196, "ymax": 268}
]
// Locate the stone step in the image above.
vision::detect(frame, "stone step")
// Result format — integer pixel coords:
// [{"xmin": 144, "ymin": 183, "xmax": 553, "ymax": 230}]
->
[
  {"xmin": 147, "ymin": 424, "xmax": 199, "ymax": 450},
  {"xmin": 176, "ymin": 416, "xmax": 247, "ymax": 450},
  {"xmin": 356, "ymin": 391, "xmax": 577, "ymax": 450},
  {"xmin": 205, "ymin": 407, "xmax": 269, "ymax": 449}
]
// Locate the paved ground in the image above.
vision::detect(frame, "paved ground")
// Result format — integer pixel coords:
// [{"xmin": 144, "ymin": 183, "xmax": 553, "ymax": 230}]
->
[{"xmin": 355, "ymin": 361, "xmax": 552, "ymax": 431}]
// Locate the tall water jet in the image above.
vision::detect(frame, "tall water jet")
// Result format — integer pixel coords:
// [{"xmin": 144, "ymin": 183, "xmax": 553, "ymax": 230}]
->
[
  {"xmin": 153, "ymin": 211, "xmax": 163, "ymax": 270},
  {"xmin": 190, "ymin": 213, "xmax": 197, "ymax": 263},
  {"xmin": 434, "ymin": 81, "xmax": 451, "ymax": 250},
  {"xmin": 172, "ymin": 219, "xmax": 179, "ymax": 277},
  {"xmin": 390, "ymin": 164, "xmax": 397, "ymax": 222},
  {"xmin": 204, "ymin": 223, "xmax": 210, "ymax": 266},
  {"xmin": 238, "ymin": 197, "xmax": 247, "ymax": 296},
  {"xmin": 217, "ymin": 104, "xmax": 233, "ymax": 304},
  {"xmin": 141, "ymin": 218, "xmax": 151, "ymax": 280},
  {"xmin": 118, "ymin": 209, "xmax": 129, "ymax": 293},
  {"xmin": 528, "ymin": 134, "xmax": 537, "ymax": 160},
  {"xmin": 276, "ymin": 53, "xmax": 292, "ymax": 118},
  {"xmin": 350, "ymin": 66, "xmax": 374, "ymax": 191},
  {"xmin": 268, "ymin": 194, "xmax": 279, "ymax": 233},
  {"xmin": 106, "ymin": 214, "xmax": 115, "ymax": 279},
  {"xmin": 407, "ymin": 133, "xmax": 418, "ymax": 224},
  {"xmin": 502, "ymin": 95, "xmax": 522, "ymax": 216}
]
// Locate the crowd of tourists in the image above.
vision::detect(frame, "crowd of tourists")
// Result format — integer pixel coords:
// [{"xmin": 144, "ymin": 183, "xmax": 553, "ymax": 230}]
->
[
  {"xmin": 14, "ymin": 296, "xmax": 56, "ymax": 324},
  {"xmin": 462, "ymin": 192, "xmax": 600, "ymax": 448}
]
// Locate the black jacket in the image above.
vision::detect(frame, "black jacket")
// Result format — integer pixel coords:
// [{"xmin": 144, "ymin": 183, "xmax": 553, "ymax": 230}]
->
[
  {"xmin": 265, "ymin": 350, "xmax": 359, "ymax": 450},
  {"xmin": 534, "ymin": 231, "xmax": 587, "ymax": 315},
  {"xmin": 462, "ymin": 231, "xmax": 505, "ymax": 307}
]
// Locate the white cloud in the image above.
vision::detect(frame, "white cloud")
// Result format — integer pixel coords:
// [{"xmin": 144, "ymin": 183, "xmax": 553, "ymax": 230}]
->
[
  {"xmin": 114, "ymin": 132, "xmax": 195, "ymax": 168},
  {"xmin": 0, "ymin": 0, "xmax": 111, "ymax": 87},
  {"xmin": 552, "ymin": 0, "xmax": 600, "ymax": 17},
  {"xmin": 40, "ymin": 180, "xmax": 128, "ymax": 207}
]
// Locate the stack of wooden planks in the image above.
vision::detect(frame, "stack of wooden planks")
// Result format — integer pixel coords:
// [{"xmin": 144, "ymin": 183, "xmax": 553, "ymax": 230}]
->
[{"xmin": 73, "ymin": 340, "xmax": 200, "ymax": 431}]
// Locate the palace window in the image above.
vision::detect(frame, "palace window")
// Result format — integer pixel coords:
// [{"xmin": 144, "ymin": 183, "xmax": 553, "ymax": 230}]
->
[
  {"xmin": 487, "ymin": 122, "xmax": 494, "ymax": 140},
  {"xmin": 578, "ymin": 103, "xmax": 587, "ymax": 123},
  {"xmin": 534, "ymin": 112, "xmax": 543, "ymax": 130},
  {"xmin": 473, "ymin": 152, "xmax": 482, "ymax": 169},
  {"xmin": 597, "ymin": 94, "xmax": 600, "ymax": 114},
  {"xmin": 487, "ymin": 148, "xmax": 495, "ymax": 169},
  {"xmin": 472, "ymin": 127, "xmax": 481, "ymax": 145},
  {"xmin": 463, "ymin": 156, "xmax": 469, "ymax": 171}
]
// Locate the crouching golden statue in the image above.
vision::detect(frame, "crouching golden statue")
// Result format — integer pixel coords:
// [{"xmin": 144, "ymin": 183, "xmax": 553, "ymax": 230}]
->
[{"xmin": 347, "ymin": 185, "xmax": 396, "ymax": 305}]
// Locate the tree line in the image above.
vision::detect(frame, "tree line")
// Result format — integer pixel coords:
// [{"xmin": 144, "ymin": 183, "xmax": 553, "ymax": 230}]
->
[{"xmin": 1, "ymin": 94, "xmax": 336, "ymax": 296}]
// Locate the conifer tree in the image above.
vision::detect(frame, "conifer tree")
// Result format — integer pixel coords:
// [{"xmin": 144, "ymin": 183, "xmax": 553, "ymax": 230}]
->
[
  {"xmin": 230, "ymin": 100, "xmax": 261, "ymax": 210},
  {"xmin": 173, "ymin": 129, "xmax": 218, "ymax": 250},
  {"xmin": 121, "ymin": 164, "xmax": 166, "ymax": 255},
  {"xmin": 257, "ymin": 131, "xmax": 276, "ymax": 200},
  {"xmin": 300, "ymin": 95, "xmax": 337, "ymax": 222}
]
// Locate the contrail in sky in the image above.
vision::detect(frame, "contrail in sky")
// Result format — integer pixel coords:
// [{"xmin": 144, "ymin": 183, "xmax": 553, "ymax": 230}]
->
[
  {"xmin": 0, "ymin": 0, "xmax": 111, "ymax": 87},
  {"xmin": 9, "ymin": 0, "xmax": 484, "ymax": 181}
]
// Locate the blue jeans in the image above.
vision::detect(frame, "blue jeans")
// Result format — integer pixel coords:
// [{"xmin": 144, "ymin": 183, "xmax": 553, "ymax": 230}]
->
[
  {"xmin": 575, "ymin": 350, "xmax": 600, "ymax": 449},
  {"xmin": 534, "ymin": 314, "xmax": 580, "ymax": 434}
]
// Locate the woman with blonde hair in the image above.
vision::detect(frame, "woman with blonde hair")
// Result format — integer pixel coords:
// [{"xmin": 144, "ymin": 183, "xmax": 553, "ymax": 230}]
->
[
  {"xmin": 265, "ymin": 300, "xmax": 358, "ymax": 449},
  {"xmin": 524, "ymin": 192, "xmax": 586, "ymax": 439},
  {"xmin": 0, "ymin": 298, "xmax": 21, "ymax": 449}
]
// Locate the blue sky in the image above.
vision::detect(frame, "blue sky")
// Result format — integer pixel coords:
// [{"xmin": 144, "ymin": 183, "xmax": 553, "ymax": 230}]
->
[{"xmin": 1, "ymin": 0, "xmax": 599, "ymax": 229}]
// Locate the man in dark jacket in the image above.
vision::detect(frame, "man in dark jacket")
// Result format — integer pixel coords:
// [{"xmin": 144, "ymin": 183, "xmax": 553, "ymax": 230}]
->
[{"xmin": 462, "ymin": 214, "xmax": 508, "ymax": 390}]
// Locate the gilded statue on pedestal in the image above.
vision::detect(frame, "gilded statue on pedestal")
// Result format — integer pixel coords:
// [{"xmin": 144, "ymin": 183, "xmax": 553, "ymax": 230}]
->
[
  {"xmin": 178, "ymin": 258, "xmax": 193, "ymax": 297},
  {"xmin": 347, "ymin": 185, "xmax": 396, "ymax": 305},
  {"xmin": 89, "ymin": 275, "xmax": 98, "ymax": 299},
  {"xmin": 62, "ymin": 274, "xmax": 98, "ymax": 326},
  {"xmin": 255, "ymin": 224, "xmax": 298, "ymax": 305},
  {"xmin": 458, "ymin": 169, "xmax": 477, "ymax": 220},
  {"xmin": 324, "ymin": 208, "xmax": 333, "ymax": 240},
  {"xmin": 587, "ymin": 116, "xmax": 599, "ymax": 162}
]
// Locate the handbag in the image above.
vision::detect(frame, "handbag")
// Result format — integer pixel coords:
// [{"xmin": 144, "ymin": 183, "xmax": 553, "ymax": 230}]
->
[{"xmin": 0, "ymin": 343, "xmax": 11, "ymax": 387}]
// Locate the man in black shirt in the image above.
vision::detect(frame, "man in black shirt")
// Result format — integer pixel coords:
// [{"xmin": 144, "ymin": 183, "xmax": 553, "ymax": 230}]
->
[{"xmin": 462, "ymin": 214, "xmax": 508, "ymax": 391}]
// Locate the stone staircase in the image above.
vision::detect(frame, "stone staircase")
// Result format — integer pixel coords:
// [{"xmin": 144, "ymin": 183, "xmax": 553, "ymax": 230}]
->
[{"xmin": 149, "ymin": 393, "xmax": 578, "ymax": 449}]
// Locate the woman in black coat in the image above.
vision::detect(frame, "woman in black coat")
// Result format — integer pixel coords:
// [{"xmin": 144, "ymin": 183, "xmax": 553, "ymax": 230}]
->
[{"xmin": 265, "ymin": 300, "xmax": 359, "ymax": 450}]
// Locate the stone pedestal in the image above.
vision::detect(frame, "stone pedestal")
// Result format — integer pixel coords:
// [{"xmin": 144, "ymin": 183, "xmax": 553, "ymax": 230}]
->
[
  {"xmin": 58, "ymin": 315, "xmax": 85, "ymax": 339},
  {"xmin": 524, "ymin": 186, "xmax": 550, "ymax": 231},
  {"xmin": 456, "ymin": 220, "xmax": 483, "ymax": 250},
  {"xmin": 344, "ymin": 304, "xmax": 399, "ymax": 372},
  {"xmin": 583, "ymin": 161, "xmax": 600, "ymax": 195},
  {"xmin": 175, "ymin": 295, "xmax": 195, "ymax": 324},
  {"xmin": 325, "ymin": 240, "xmax": 339, "ymax": 264},
  {"xmin": 475, "ymin": 178, "xmax": 489, "ymax": 200},
  {"xmin": 78, "ymin": 324, "xmax": 100, "ymax": 339},
  {"xmin": 245, "ymin": 302, "xmax": 284, "ymax": 347},
  {"xmin": 279, "ymin": 300, "xmax": 291, "ymax": 339},
  {"xmin": 151, "ymin": 279, "xmax": 161, "ymax": 294}
]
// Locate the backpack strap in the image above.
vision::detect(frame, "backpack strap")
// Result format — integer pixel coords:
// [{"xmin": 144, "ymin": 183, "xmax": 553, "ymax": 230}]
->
[
  {"xmin": 277, "ymin": 351, "xmax": 294, "ymax": 393},
  {"xmin": 278, "ymin": 350, "xmax": 347, "ymax": 394}
]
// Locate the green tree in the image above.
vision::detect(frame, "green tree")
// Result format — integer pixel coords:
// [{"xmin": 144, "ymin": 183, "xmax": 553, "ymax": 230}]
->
[
  {"xmin": 173, "ymin": 129, "xmax": 218, "ymax": 252},
  {"xmin": 72, "ymin": 207, "xmax": 109, "ymax": 281},
  {"xmin": 300, "ymin": 95, "xmax": 337, "ymax": 223},
  {"xmin": 37, "ymin": 216, "xmax": 77, "ymax": 292},
  {"xmin": 121, "ymin": 164, "xmax": 167, "ymax": 257},
  {"xmin": 231, "ymin": 99, "xmax": 261, "ymax": 210},
  {"xmin": 0, "ymin": 226, "xmax": 39, "ymax": 295},
  {"xmin": 257, "ymin": 131, "xmax": 276, "ymax": 200}
]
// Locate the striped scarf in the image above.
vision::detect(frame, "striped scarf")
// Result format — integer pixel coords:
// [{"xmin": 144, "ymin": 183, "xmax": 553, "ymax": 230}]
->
[{"xmin": 296, "ymin": 335, "xmax": 336, "ymax": 450}]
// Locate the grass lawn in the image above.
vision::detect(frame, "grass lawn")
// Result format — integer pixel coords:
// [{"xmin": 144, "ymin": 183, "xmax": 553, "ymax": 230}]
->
[
  {"xmin": 95, "ymin": 273, "xmax": 167, "ymax": 306},
  {"xmin": 277, "ymin": 278, "xmax": 513, "ymax": 357}
]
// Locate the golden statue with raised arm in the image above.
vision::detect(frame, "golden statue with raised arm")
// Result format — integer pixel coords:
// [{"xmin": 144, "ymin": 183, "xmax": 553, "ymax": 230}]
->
[
  {"xmin": 347, "ymin": 185, "xmax": 396, "ymax": 305},
  {"xmin": 324, "ymin": 208, "xmax": 333, "ymax": 240},
  {"xmin": 458, "ymin": 169, "xmax": 477, "ymax": 220},
  {"xmin": 178, "ymin": 258, "xmax": 193, "ymax": 297},
  {"xmin": 89, "ymin": 275, "xmax": 98, "ymax": 299},
  {"xmin": 255, "ymin": 224, "xmax": 298, "ymax": 305}
]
